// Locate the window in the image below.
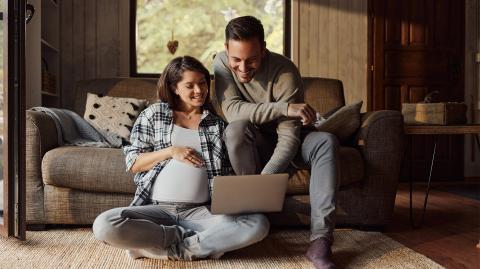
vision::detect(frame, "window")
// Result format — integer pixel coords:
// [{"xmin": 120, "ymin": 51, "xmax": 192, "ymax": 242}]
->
[{"xmin": 132, "ymin": 0, "xmax": 288, "ymax": 75}]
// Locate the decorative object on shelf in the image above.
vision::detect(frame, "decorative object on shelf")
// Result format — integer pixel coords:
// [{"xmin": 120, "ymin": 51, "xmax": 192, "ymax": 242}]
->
[
  {"xmin": 41, "ymin": 57, "xmax": 56, "ymax": 94},
  {"xmin": 167, "ymin": 30, "xmax": 178, "ymax": 54},
  {"xmin": 422, "ymin": 90, "xmax": 439, "ymax": 103},
  {"xmin": 26, "ymin": 2, "xmax": 35, "ymax": 23},
  {"xmin": 220, "ymin": 7, "xmax": 238, "ymax": 22}
]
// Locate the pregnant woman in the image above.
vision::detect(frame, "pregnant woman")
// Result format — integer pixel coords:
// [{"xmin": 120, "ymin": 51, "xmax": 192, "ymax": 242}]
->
[{"xmin": 93, "ymin": 56, "xmax": 269, "ymax": 260}]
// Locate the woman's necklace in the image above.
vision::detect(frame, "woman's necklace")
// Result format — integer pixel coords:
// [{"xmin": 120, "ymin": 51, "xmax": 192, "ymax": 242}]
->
[
  {"xmin": 181, "ymin": 112, "xmax": 192, "ymax": 119},
  {"xmin": 176, "ymin": 110, "xmax": 197, "ymax": 120}
]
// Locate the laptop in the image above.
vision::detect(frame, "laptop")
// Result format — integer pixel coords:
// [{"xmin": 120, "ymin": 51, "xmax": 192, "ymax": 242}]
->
[{"xmin": 210, "ymin": 173, "xmax": 289, "ymax": 215}]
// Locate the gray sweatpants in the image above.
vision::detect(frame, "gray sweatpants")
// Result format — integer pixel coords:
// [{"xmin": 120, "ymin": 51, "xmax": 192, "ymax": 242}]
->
[
  {"xmin": 92, "ymin": 202, "xmax": 270, "ymax": 260},
  {"xmin": 223, "ymin": 120, "xmax": 339, "ymax": 241}
]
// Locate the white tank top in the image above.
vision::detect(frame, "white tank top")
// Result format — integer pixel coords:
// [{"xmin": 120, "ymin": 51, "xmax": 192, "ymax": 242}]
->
[{"xmin": 150, "ymin": 125, "xmax": 209, "ymax": 203}]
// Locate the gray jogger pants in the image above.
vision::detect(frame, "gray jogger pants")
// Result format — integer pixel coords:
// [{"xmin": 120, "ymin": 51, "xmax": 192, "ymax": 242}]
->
[
  {"xmin": 224, "ymin": 120, "xmax": 339, "ymax": 241},
  {"xmin": 92, "ymin": 202, "xmax": 270, "ymax": 260}
]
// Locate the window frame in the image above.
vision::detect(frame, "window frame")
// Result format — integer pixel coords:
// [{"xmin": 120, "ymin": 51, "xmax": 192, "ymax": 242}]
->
[{"xmin": 129, "ymin": 0, "xmax": 291, "ymax": 77}]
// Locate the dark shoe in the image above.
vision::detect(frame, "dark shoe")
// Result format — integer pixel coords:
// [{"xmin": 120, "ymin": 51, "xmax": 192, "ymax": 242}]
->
[{"xmin": 306, "ymin": 237, "xmax": 335, "ymax": 269}]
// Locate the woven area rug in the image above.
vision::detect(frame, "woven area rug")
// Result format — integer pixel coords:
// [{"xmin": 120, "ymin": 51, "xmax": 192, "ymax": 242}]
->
[{"xmin": 0, "ymin": 228, "xmax": 443, "ymax": 269}]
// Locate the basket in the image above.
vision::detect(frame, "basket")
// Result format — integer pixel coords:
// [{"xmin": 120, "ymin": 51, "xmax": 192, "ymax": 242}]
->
[{"xmin": 402, "ymin": 102, "xmax": 467, "ymax": 125}]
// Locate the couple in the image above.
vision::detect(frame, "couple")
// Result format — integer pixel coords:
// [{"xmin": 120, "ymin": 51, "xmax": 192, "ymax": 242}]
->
[{"xmin": 93, "ymin": 16, "xmax": 338, "ymax": 269}]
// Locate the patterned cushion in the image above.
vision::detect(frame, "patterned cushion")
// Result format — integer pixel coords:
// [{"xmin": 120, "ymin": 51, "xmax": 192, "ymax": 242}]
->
[
  {"xmin": 315, "ymin": 101, "xmax": 363, "ymax": 143},
  {"xmin": 84, "ymin": 93, "xmax": 148, "ymax": 144}
]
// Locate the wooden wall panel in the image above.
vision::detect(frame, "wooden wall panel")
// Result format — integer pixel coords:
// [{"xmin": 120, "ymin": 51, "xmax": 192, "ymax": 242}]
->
[
  {"xmin": 72, "ymin": 0, "xmax": 85, "ymax": 82},
  {"xmin": 291, "ymin": 0, "xmax": 300, "ymax": 65},
  {"xmin": 338, "ymin": 0, "xmax": 353, "ymax": 106},
  {"xmin": 97, "ymin": 0, "xmax": 119, "ymax": 78},
  {"xmin": 60, "ymin": 0, "xmax": 130, "ymax": 110},
  {"xmin": 298, "ymin": 1, "xmax": 310, "ymax": 74},
  {"xmin": 308, "ymin": 0, "xmax": 320, "ymax": 76},
  {"xmin": 118, "ymin": 2, "xmax": 130, "ymax": 77},
  {"xmin": 61, "ymin": 0, "xmax": 74, "ymax": 108},
  {"xmin": 327, "ymin": 0, "xmax": 338, "ymax": 79},
  {"xmin": 84, "ymin": 0, "xmax": 97, "ymax": 80},
  {"xmin": 317, "ymin": 0, "xmax": 330, "ymax": 76},
  {"xmin": 292, "ymin": 0, "xmax": 368, "ymax": 110},
  {"xmin": 464, "ymin": 0, "xmax": 480, "ymax": 177}
]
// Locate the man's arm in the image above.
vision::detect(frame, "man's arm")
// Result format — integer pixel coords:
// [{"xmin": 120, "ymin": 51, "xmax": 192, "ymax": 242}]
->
[
  {"xmin": 214, "ymin": 54, "xmax": 288, "ymax": 124},
  {"xmin": 260, "ymin": 69, "xmax": 304, "ymax": 174}
]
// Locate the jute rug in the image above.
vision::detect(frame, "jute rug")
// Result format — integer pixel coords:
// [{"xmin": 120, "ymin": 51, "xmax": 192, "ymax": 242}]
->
[{"xmin": 0, "ymin": 228, "xmax": 443, "ymax": 269}]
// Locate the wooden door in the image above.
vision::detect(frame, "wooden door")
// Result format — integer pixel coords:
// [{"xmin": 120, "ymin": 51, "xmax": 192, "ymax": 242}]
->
[{"xmin": 372, "ymin": 0, "xmax": 465, "ymax": 181}]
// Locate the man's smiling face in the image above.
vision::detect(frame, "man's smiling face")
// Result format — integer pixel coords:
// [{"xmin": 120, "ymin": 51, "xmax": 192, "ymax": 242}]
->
[{"xmin": 225, "ymin": 38, "xmax": 265, "ymax": 83}]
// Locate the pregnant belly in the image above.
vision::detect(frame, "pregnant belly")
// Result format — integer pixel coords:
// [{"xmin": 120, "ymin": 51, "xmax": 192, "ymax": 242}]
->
[{"xmin": 150, "ymin": 159, "xmax": 209, "ymax": 203}]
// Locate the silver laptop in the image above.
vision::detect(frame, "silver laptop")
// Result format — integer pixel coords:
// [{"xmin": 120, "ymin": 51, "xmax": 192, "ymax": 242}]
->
[{"xmin": 210, "ymin": 173, "xmax": 289, "ymax": 215}]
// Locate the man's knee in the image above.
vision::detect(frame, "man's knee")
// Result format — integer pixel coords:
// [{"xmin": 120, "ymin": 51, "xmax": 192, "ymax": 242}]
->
[
  {"xmin": 303, "ymin": 132, "xmax": 339, "ymax": 159},
  {"xmin": 223, "ymin": 120, "xmax": 254, "ymax": 145},
  {"xmin": 314, "ymin": 132, "xmax": 339, "ymax": 149}
]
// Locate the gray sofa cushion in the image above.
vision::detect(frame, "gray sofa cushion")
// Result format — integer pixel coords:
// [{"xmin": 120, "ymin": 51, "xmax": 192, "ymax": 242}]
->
[
  {"xmin": 43, "ymin": 145, "xmax": 363, "ymax": 197},
  {"xmin": 44, "ymin": 185, "xmax": 132, "ymax": 224},
  {"xmin": 42, "ymin": 146, "xmax": 136, "ymax": 194}
]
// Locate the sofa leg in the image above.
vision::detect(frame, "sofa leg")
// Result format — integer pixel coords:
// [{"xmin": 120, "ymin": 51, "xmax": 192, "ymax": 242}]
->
[{"xmin": 27, "ymin": 224, "xmax": 46, "ymax": 231}]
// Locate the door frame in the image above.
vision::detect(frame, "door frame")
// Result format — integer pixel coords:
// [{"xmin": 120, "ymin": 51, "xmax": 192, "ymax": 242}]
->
[{"xmin": 0, "ymin": 0, "xmax": 26, "ymax": 240}]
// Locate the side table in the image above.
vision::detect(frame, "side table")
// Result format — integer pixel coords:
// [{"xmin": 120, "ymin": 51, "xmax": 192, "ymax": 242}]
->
[{"xmin": 404, "ymin": 124, "xmax": 480, "ymax": 228}]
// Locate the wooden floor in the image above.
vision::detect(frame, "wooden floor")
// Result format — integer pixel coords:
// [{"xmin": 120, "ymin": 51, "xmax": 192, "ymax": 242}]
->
[{"xmin": 385, "ymin": 182, "xmax": 480, "ymax": 269}]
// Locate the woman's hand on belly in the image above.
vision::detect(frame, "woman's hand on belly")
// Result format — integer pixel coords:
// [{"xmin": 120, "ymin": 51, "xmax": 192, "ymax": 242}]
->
[{"xmin": 171, "ymin": 146, "xmax": 205, "ymax": 167}]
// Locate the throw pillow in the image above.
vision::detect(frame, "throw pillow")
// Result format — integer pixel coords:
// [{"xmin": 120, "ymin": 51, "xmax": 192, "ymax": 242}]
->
[
  {"xmin": 84, "ymin": 93, "xmax": 148, "ymax": 145},
  {"xmin": 314, "ymin": 101, "xmax": 363, "ymax": 143}
]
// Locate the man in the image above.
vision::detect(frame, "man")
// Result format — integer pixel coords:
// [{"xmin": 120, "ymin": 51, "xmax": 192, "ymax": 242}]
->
[{"xmin": 214, "ymin": 16, "xmax": 339, "ymax": 269}]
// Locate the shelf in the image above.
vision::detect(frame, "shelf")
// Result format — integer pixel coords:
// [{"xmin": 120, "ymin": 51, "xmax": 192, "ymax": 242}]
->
[
  {"xmin": 39, "ymin": 0, "xmax": 61, "ymax": 108},
  {"xmin": 41, "ymin": 91, "xmax": 59, "ymax": 97},
  {"xmin": 41, "ymin": 38, "xmax": 59, "ymax": 53}
]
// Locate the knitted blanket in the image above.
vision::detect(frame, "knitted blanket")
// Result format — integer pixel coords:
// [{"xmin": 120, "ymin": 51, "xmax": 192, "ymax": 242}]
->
[{"xmin": 31, "ymin": 107, "xmax": 122, "ymax": 148}]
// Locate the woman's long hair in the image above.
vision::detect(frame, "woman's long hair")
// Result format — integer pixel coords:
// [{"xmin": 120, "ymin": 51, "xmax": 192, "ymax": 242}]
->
[{"xmin": 157, "ymin": 56, "xmax": 214, "ymax": 113}]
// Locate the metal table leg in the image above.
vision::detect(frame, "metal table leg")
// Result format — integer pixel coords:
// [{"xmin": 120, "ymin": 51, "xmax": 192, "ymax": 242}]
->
[
  {"xmin": 410, "ymin": 135, "xmax": 437, "ymax": 229},
  {"xmin": 475, "ymin": 134, "xmax": 480, "ymax": 151}
]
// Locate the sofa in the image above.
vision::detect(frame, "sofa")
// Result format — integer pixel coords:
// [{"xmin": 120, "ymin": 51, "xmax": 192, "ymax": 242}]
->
[{"xmin": 26, "ymin": 77, "xmax": 405, "ymax": 229}]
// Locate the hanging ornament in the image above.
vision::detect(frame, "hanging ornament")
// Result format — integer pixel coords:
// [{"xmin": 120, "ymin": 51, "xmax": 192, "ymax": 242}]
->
[{"xmin": 167, "ymin": 30, "xmax": 179, "ymax": 54}]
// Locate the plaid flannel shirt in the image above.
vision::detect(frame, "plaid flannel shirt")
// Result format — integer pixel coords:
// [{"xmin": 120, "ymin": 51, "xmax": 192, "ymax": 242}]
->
[{"xmin": 123, "ymin": 102, "xmax": 232, "ymax": 206}]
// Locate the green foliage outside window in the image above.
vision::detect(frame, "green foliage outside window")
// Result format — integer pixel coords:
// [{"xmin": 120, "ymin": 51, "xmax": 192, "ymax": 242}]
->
[{"xmin": 136, "ymin": 0, "xmax": 284, "ymax": 73}]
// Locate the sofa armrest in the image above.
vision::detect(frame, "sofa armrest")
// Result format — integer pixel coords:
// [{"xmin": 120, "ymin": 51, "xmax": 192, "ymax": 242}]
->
[
  {"xmin": 26, "ymin": 110, "xmax": 59, "ymax": 224},
  {"xmin": 353, "ymin": 110, "xmax": 405, "ymax": 225}
]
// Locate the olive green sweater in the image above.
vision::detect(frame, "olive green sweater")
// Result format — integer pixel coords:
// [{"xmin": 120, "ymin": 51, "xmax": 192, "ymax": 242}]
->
[{"xmin": 213, "ymin": 50, "xmax": 303, "ymax": 174}]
